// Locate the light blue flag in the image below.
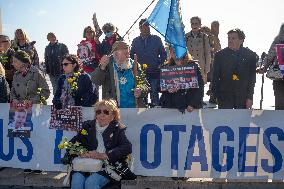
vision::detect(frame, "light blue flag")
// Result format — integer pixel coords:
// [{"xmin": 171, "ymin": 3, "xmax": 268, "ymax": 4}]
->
[{"xmin": 148, "ymin": 0, "xmax": 186, "ymax": 59}]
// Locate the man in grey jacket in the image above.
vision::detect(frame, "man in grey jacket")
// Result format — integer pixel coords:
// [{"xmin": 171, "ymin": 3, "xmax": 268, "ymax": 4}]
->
[{"xmin": 91, "ymin": 41, "xmax": 149, "ymax": 108}]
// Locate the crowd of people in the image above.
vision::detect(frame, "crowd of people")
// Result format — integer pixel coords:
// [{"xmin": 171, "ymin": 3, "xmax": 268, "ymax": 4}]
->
[
  {"xmin": 1, "ymin": 18, "xmax": 283, "ymax": 111},
  {"xmin": 0, "ymin": 15, "xmax": 284, "ymax": 189}
]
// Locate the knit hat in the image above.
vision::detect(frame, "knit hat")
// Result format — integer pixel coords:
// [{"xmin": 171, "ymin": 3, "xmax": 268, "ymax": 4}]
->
[
  {"xmin": 112, "ymin": 41, "xmax": 129, "ymax": 52},
  {"xmin": 13, "ymin": 50, "xmax": 31, "ymax": 64}
]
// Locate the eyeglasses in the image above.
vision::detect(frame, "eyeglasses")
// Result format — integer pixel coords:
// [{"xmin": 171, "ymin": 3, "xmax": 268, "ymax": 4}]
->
[
  {"xmin": 62, "ymin": 63, "xmax": 72, "ymax": 67},
  {"xmin": 96, "ymin": 109, "xmax": 110, "ymax": 115}
]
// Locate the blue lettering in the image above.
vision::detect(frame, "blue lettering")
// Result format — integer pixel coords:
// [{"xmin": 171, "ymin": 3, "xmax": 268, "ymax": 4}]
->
[
  {"xmin": 17, "ymin": 138, "xmax": 33, "ymax": 162},
  {"xmin": 212, "ymin": 126, "xmax": 234, "ymax": 172},
  {"xmin": 54, "ymin": 130, "xmax": 63, "ymax": 164},
  {"xmin": 261, "ymin": 127, "xmax": 284, "ymax": 173},
  {"xmin": 184, "ymin": 125, "xmax": 208, "ymax": 171},
  {"xmin": 238, "ymin": 127, "xmax": 260, "ymax": 172},
  {"xmin": 0, "ymin": 119, "xmax": 14, "ymax": 161},
  {"xmin": 140, "ymin": 124, "xmax": 162, "ymax": 169},
  {"xmin": 164, "ymin": 125, "xmax": 186, "ymax": 170}
]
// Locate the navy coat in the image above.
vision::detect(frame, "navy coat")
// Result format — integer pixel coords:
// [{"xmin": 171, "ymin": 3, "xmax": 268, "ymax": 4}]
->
[{"xmin": 53, "ymin": 72, "xmax": 98, "ymax": 108}]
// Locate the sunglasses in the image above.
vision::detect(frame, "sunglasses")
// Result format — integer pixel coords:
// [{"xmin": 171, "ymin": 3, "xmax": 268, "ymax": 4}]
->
[
  {"xmin": 62, "ymin": 63, "xmax": 72, "ymax": 67},
  {"xmin": 96, "ymin": 109, "xmax": 110, "ymax": 115}
]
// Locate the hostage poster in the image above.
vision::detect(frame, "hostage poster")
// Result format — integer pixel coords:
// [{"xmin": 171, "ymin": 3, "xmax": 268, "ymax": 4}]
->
[
  {"xmin": 160, "ymin": 65, "xmax": 199, "ymax": 91},
  {"xmin": 7, "ymin": 101, "xmax": 33, "ymax": 138}
]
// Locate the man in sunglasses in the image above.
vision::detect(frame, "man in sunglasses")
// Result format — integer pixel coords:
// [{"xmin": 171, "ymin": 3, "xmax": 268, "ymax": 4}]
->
[
  {"xmin": 0, "ymin": 35, "xmax": 15, "ymax": 88},
  {"xmin": 91, "ymin": 41, "xmax": 149, "ymax": 108}
]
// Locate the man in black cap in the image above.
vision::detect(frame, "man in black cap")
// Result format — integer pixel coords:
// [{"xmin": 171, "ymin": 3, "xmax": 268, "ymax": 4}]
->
[{"xmin": 130, "ymin": 18, "xmax": 167, "ymax": 107}]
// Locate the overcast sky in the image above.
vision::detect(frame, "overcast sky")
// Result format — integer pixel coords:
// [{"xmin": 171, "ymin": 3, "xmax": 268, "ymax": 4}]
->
[{"xmin": 1, "ymin": 0, "xmax": 284, "ymax": 61}]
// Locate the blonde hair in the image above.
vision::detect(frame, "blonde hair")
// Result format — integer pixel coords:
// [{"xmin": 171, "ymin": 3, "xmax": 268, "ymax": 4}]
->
[
  {"xmin": 165, "ymin": 46, "xmax": 193, "ymax": 66},
  {"xmin": 0, "ymin": 63, "xmax": 5, "ymax": 76},
  {"xmin": 93, "ymin": 99, "xmax": 120, "ymax": 122},
  {"xmin": 13, "ymin": 29, "xmax": 30, "ymax": 46}
]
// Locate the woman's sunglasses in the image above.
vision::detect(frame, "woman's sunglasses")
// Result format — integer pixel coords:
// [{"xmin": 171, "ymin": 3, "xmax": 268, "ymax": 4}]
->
[{"xmin": 96, "ymin": 109, "xmax": 110, "ymax": 115}]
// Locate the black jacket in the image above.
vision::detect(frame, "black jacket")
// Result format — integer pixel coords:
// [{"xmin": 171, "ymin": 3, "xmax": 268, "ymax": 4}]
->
[
  {"xmin": 68, "ymin": 120, "xmax": 132, "ymax": 164},
  {"xmin": 0, "ymin": 75, "xmax": 9, "ymax": 103},
  {"xmin": 53, "ymin": 72, "xmax": 98, "ymax": 108},
  {"xmin": 160, "ymin": 60, "xmax": 204, "ymax": 111},
  {"xmin": 44, "ymin": 42, "xmax": 69, "ymax": 76},
  {"xmin": 212, "ymin": 47, "xmax": 257, "ymax": 101}
]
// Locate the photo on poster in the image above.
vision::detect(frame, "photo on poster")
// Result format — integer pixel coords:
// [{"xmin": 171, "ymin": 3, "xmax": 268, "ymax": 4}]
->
[
  {"xmin": 49, "ymin": 105, "xmax": 83, "ymax": 132},
  {"xmin": 77, "ymin": 42, "xmax": 98, "ymax": 69},
  {"xmin": 276, "ymin": 44, "xmax": 284, "ymax": 74},
  {"xmin": 160, "ymin": 65, "xmax": 199, "ymax": 91},
  {"xmin": 7, "ymin": 101, "xmax": 33, "ymax": 138}
]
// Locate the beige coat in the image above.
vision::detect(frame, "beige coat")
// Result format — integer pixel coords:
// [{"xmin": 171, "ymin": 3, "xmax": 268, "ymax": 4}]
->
[
  {"xmin": 186, "ymin": 31, "xmax": 211, "ymax": 83},
  {"xmin": 11, "ymin": 66, "xmax": 50, "ymax": 104}
]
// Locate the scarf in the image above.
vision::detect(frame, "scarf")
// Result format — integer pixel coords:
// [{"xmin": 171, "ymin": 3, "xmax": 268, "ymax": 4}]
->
[
  {"xmin": 95, "ymin": 121, "xmax": 108, "ymax": 153},
  {"xmin": 61, "ymin": 73, "xmax": 75, "ymax": 109}
]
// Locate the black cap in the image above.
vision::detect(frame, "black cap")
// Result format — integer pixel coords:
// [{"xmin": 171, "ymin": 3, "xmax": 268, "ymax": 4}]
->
[{"xmin": 139, "ymin": 19, "xmax": 149, "ymax": 27}]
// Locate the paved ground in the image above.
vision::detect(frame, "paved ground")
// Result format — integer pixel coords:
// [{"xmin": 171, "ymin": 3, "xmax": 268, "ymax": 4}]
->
[{"xmin": 0, "ymin": 168, "xmax": 283, "ymax": 189}]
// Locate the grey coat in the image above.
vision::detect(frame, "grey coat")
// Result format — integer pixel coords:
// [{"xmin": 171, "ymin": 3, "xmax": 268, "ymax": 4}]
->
[
  {"xmin": 11, "ymin": 66, "xmax": 50, "ymax": 104},
  {"xmin": 91, "ymin": 58, "xmax": 149, "ymax": 108}
]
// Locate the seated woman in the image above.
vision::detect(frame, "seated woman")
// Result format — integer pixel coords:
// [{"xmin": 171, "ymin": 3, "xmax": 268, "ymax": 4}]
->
[
  {"xmin": 64, "ymin": 99, "xmax": 136, "ymax": 189},
  {"xmin": 159, "ymin": 46, "xmax": 204, "ymax": 112},
  {"xmin": 10, "ymin": 50, "xmax": 50, "ymax": 104},
  {"xmin": 53, "ymin": 54, "xmax": 98, "ymax": 109}
]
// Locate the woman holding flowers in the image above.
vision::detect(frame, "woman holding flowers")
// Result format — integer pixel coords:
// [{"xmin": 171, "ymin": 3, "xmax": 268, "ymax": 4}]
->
[
  {"xmin": 61, "ymin": 99, "xmax": 135, "ymax": 189},
  {"xmin": 53, "ymin": 54, "xmax": 98, "ymax": 109}
]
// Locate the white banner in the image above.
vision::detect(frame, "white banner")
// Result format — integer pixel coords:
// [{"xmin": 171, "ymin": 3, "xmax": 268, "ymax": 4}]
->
[{"xmin": 0, "ymin": 103, "xmax": 284, "ymax": 180}]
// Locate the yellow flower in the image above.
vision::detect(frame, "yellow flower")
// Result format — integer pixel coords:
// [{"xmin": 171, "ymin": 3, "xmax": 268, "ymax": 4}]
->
[
  {"xmin": 81, "ymin": 129, "xmax": 88, "ymax": 135},
  {"xmin": 232, "ymin": 74, "xmax": 239, "ymax": 81},
  {"xmin": 63, "ymin": 141, "xmax": 69, "ymax": 148},
  {"xmin": 67, "ymin": 78, "xmax": 73, "ymax": 83},
  {"xmin": 74, "ymin": 72, "xmax": 81, "ymax": 77},
  {"xmin": 58, "ymin": 142, "xmax": 64, "ymax": 150},
  {"xmin": 142, "ymin": 64, "xmax": 148, "ymax": 70}
]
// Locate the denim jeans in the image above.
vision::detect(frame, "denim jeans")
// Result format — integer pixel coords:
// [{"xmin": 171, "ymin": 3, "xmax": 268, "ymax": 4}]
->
[
  {"xmin": 146, "ymin": 78, "xmax": 160, "ymax": 106},
  {"xmin": 71, "ymin": 172, "xmax": 109, "ymax": 189}
]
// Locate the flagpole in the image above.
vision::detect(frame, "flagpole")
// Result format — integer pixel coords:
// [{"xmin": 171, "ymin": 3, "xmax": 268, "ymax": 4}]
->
[
  {"xmin": 108, "ymin": 0, "xmax": 156, "ymax": 56},
  {"xmin": 122, "ymin": 0, "xmax": 156, "ymax": 39}
]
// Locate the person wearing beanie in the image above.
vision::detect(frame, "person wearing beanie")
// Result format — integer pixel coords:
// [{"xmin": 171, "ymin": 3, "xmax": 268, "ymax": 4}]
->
[
  {"xmin": 10, "ymin": 50, "xmax": 50, "ymax": 104},
  {"xmin": 91, "ymin": 41, "xmax": 149, "ymax": 108},
  {"xmin": 101, "ymin": 23, "xmax": 123, "ymax": 55}
]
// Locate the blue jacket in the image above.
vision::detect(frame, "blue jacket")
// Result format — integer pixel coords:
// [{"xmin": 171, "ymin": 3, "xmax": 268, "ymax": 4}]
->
[
  {"xmin": 53, "ymin": 72, "xmax": 98, "ymax": 108},
  {"xmin": 130, "ymin": 35, "xmax": 167, "ymax": 79}
]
